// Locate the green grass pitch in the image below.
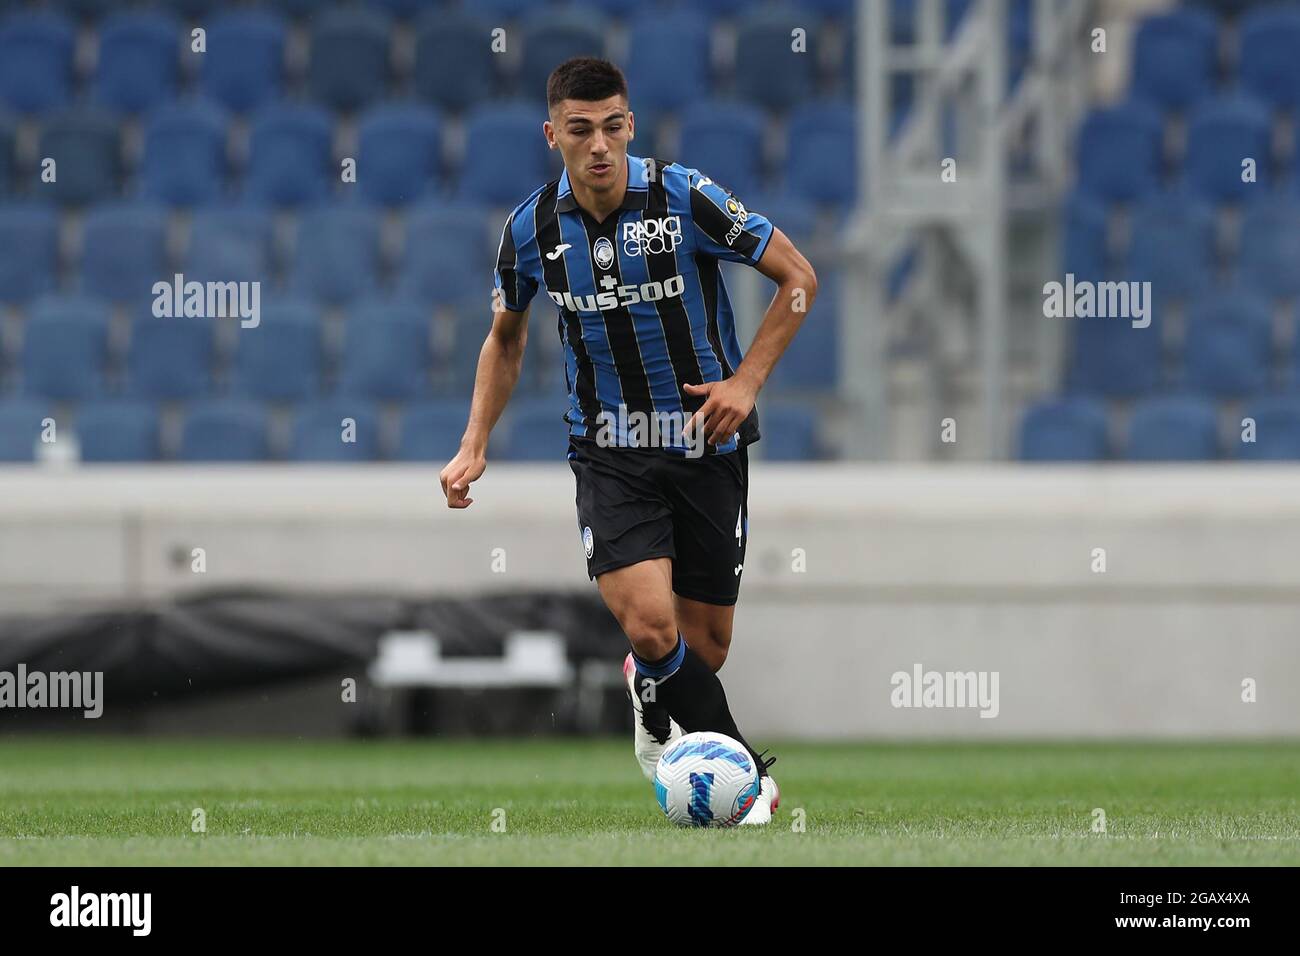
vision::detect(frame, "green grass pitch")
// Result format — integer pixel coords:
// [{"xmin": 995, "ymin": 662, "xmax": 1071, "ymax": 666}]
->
[{"xmin": 1, "ymin": 738, "xmax": 1297, "ymax": 865}]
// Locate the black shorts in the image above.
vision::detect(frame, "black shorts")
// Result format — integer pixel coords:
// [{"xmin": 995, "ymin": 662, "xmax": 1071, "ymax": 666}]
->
[{"xmin": 567, "ymin": 435, "xmax": 749, "ymax": 606}]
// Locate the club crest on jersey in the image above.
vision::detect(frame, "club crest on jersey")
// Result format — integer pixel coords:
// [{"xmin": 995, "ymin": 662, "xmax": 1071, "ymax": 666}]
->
[
  {"xmin": 593, "ymin": 237, "xmax": 615, "ymax": 269},
  {"xmin": 582, "ymin": 526, "xmax": 594, "ymax": 558},
  {"xmin": 623, "ymin": 215, "xmax": 682, "ymax": 256}
]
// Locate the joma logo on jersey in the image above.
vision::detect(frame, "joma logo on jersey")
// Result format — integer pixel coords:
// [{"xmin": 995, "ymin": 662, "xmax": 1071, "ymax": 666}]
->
[
  {"xmin": 622, "ymin": 215, "xmax": 682, "ymax": 256},
  {"xmin": 548, "ymin": 274, "xmax": 686, "ymax": 312}
]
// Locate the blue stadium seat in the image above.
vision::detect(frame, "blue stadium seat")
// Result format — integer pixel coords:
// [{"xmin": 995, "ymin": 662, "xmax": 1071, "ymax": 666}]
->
[
  {"xmin": 445, "ymin": 301, "xmax": 490, "ymax": 394},
  {"xmin": 1183, "ymin": 95, "xmax": 1272, "ymax": 202},
  {"xmin": 767, "ymin": 275, "xmax": 837, "ymax": 391},
  {"xmin": 1238, "ymin": 396, "xmax": 1300, "ymax": 460},
  {"xmin": 140, "ymin": 99, "xmax": 228, "ymax": 206},
  {"xmin": 200, "ymin": 12, "xmax": 286, "ymax": 113},
  {"xmin": 337, "ymin": 305, "xmax": 431, "ymax": 400},
  {"xmin": 307, "ymin": 6, "xmax": 392, "ymax": 112},
  {"xmin": 399, "ymin": 203, "xmax": 491, "ymax": 304},
  {"xmin": 356, "ymin": 103, "xmax": 441, "ymax": 205},
  {"xmin": 1068, "ymin": 318, "xmax": 1162, "ymax": 397},
  {"xmin": 28, "ymin": 294, "xmax": 110, "ymax": 324},
  {"xmin": 759, "ymin": 402, "xmax": 822, "ymax": 460},
  {"xmin": 1183, "ymin": 291, "xmax": 1272, "ymax": 398},
  {"xmin": 1074, "ymin": 100, "xmax": 1163, "ymax": 202},
  {"xmin": 518, "ymin": 7, "xmax": 607, "ymax": 103},
  {"xmin": 76, "ymin": 402, "xmax": 162, "ymax": 462},
  {"xmin": 793, "ymin": 0, "xmax": 854, "ymax": 16},
  {"xmin": 625, "ymin": 11, "xmax": 710, "ymax": 114},
  {"xmin": 1131, "ymin": 9, "xmax": 1217, "ymax": 112},
  {"xmin": 413, "ymin": 10, "xmax": 496, "ymax": 113},
  {"xmin": 127, "ymin": 315, "xmax": 214, "ymax": 399},
  {"xmin": 365, "ymin": 0, "xmax": 428, "ymax": 18},
  {"xmin": 733, "ymin": 5, "xmax": 816, "ymax": 111},
  {"xmin": 179, "ymin": 400, "xmax": 270, "ymax": 461},
  {"xmin": 185, "ymin": 207, "xmax": 275, "ymax": 286},
  {"xmin": 38, "ymin": 109, "xmax": 122, "ymax": 205},
  {"xmin": 246, "ymin": 103, "xmax": 334, "ymax": 206},
  {"xmin": 1239, "ymin": 6, "xmax": 1300, "ymax": 111},
  {"xmin": 1237, "ymin": 200, "xmax": 1300, "ymax": 299},
  {"xmin": 0, "ymin": 112, "xmax": 13, "ymax": 196},
  {"xmin": 1018, "ymin": 396, "xmax": 1109, "ymax": 461},
  {"xmin": 290, "ymin": 399, "xmax": 382, "ymax": 461},
  {"xmin": 94, "ymin": 11, "xmax": 181, "ymax": 114},
  {"xmin": 460, "ymin": 102, "xmax": 552, "ymax": 204},
  {"xmin": 0, "ymin": 399, "xmax": 52, "ymax": 462},
  {"xmin": 395, "ymin": 399, "xmax": 472, "ymax": 461},
  {"xmin": 80, "ymin": 203, "xmax": 170, "ymax": 304},
  {"xmin": 499, "ymin": 399, "xmax": 571, "ymax": 461},
  {"xmin": 0, "ymin": 12, "xmax": 75, "ymax": 114},
  {"xmin": 678, "ymin": 100, "xmax": 767, "ymax": 199},
  {"xmin": 1124, "ymin": 194, "xmax": 1217, "ymax": 301},
  {"xmin": 160, "ymin": 0, "xmax": 221, "ymax": 17},
  {"xmin": 747, "ymin": 192, "xmax": 818, "ymax": 243},
  {"xmin": 21, "ymin": 310, "xmax": 109, "ymax": 400},
  {"xmin": 1061, "ymin": 192, "xmax": 1109, "ymax": 281},
  {"xmin": 231, "ymin": 300, "xmax": 322, "ymax": 401},
  {"xmin": 59, "ymin": 0, "xmax": 118, "ymax": 19},
  {"xmin": 785, "ymin": 101, "xmax": 856, "ymax": 205},
  {"xmin": 1124, "ymin": 395, "xmax": 1220, "ymax": 461},
  {"xmin": 290, "ymin": 206, "xmax": 383, "ymax": 305},
  {"xmin": 0, "ymin": 206, "xmax": 59, "ymax": 304},
  {"xmin": 459, "ymin": 0, "xmax": 535, "ymax": 17}
]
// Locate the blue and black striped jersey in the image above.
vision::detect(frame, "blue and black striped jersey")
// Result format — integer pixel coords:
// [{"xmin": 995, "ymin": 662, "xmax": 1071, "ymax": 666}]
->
[{"xmin": 493, "ymin": 155, "xmax": 774, "ymax": 455}]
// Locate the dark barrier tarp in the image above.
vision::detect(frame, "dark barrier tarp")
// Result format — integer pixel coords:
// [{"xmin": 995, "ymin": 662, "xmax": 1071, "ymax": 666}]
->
[{"xmin": 0, "ymin": 590, "xmax": 624, "ymax": 704}]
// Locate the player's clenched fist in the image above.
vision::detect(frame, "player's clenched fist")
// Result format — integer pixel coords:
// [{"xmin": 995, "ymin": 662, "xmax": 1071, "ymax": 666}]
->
[{"xmin": 439, "ymin": 449, "xmax": 486, "ymax": 509}]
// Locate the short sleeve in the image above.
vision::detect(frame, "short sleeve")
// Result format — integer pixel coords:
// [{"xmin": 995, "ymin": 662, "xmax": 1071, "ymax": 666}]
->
[
  {"xmin": 686, "ymin": 169, "xmax": 775, "ymax": 267},
  {"xmin": 493, "ymin": 210, "xmax": 540, "ymax": 313}
]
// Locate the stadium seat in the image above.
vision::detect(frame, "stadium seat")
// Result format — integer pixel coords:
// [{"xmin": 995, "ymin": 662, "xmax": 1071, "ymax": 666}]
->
[
  {"xmin": 94, "ymin": 11, "xmax": 181, "ymax": 114},
  {"xmin": 1130, "ymin": 9, "xmax": 1218, "ymax": 112},
  {"xmin": 21, "ymin": 309, "xmax": 109, "ymax": 401},
  {"xmin": 460, "ymin": 102, "xmax": 552, "ymax": 204},
  {"xmin": 0, "ymin": 11, "xmax": 75, "ymax": 114},
  {"xmin": 395, "ymin": 399, "xmax": 472, "ymax": 461},
  {"xmin": 365, "ymin": 0, "xmax": 428, "ymax": 18},
  {"xmin": 80, "ymin": 203, "xmax": 170, "ymax": 305},
  {"xmin": 0, "ymin": 399, "xmax": 52, "ymax": 462},
  {"xmin": 1018, "ymin": 396, "xmax": 1109, "ymax": 461},
  {"xmin": 307, "ymin": 6, "xmax": 392, "ymax": 112},
  {"xmin": 356, "ymin": 103, "xmax": 441, "ymax": 205},
  {"xmin": 767, "ymin": 276, "xmax": 837, "ymax": 391},
  {"xmin": 38, "ymin": 109, "xmax": 122, "ymax": 205},
  {"xmin": 1237, "ymin": 201, "xmax": 1300, "ymax": 300},
  {"xmin": 785, "ymin": 101, "xmax": 856, "ymax": 205},
  {"xmin": 76, "ymin": 402, "xmax": 162, "ymax": 462},
  {"xmin": 747, "ymin": 192, "xmax": 818, "ymax": 243},
  {"xmin": 185, "ymin": 207, "xmax": 276, "ymax": 286},
  {"xmin": 290, "ymin": 206, "xmax": 383, "ymax": 305},
  {"xmin": 1238, "ymin": 396, "xmax": 1300, "ymax": 460},
  {"xmin": 759, "ymin": 402, "xmax": 822, "ymax": 460},
  {"xmin": 231, "ymin": 301, "xmax": 323, "ymax": 401},
  {"xmin": 127, "ymin": 315, "xmax": 215, "ymax": 399},
  {"xmin": 1061, "ymin": 192, "xmax": 1109, "ymax": 281},
  {"xmin": 518, "ymin": 7, "xmax": 607, "ymax": 103},
  {"xmin": 0, "ymin": 205, "xmax": 59, "ymax": 304},
  {"xmin": 1124, "ymin": 395, "xmax": 1220, "ymax": 461},
  {"xmin": 140, "ymin": 99, "xmax": 228, "ymax": 206},
  {"xmin": 678, "ymin": 101, "xmax": 767, "ymax": 199},
  {"xmin": 337, "ymin": 304, "xmax": 431, "ymax": 401},
  {"xmin": 398, "ymin": 204, "xmax": 492, "ymax": 304},
  {"xmin": 179, "ymin": 399, "xmax": 270, "ymax": 461},
  {"xmin": 290, "ymin": 399, "xmax": 382, "ymax": 461},
  {"xmin": 160, "ymin": 0, "xmax": 221, "ymax": 17},
  {"xmin": 1123, "ymin": 194, "xmax": 1217, "ymax": 302},
  {"xmin": 1182, "ymin": 292, "xmax": 1272, "ymax": 398},
  {"xmin": 1238, "ymin": 6, "xmax": 1300, "ymax": 111},
  {"xmin": 499, "ymin": 399, "xmax": 572, "ymax": 461},
  {"xmin": 245, "ymin": 103, "xmax": 334, "ymax": 207},
  {"xmin": 1183, "ymin": 95, "xmax": 1272, "ymax": 202},
  {"xmin": 413, "ymin": 10, "xmax": 497, "ymax": 113},
  {"xmin": 200, "ymin": 12, "xmax": 287, "ymax": 113},
  {"xmin": 733, "ymin": 5, "xmax": 817, "ymax": 111},
  {"xmin": 0, "ymin": 111, "xmax": 13, "ymax": 196},
  {"xmin": 624, "ymin": 11, "xmax": 711, "ymax": 114},
  {"xmin": 793, "ymin": 0, "xmax": 854, "ymax": 18},
  {"xmin": 1074, "ymin": 100, "xmax": 1163, "ymax": 202},
  {"xmin": 459, "ymin": 0, "xmax": 535, "ymax": 17},
  {"xmin": 1068, "ymin": 317, "xmax": 1162, "ymax": 397}
]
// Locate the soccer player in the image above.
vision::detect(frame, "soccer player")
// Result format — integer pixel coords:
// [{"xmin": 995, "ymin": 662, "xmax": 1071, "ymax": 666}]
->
[{"xmin": 439, "ymin": 58, "xmax": 817, "ymax": 825}]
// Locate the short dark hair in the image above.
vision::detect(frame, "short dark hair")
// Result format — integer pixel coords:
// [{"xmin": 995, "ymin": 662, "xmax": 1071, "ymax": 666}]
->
[{"xmin": 546, "ymin": 57, "xmax": 628, "ymax": 110}]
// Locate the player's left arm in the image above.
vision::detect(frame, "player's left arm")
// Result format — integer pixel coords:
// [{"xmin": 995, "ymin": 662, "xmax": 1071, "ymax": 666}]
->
[{"xmin": 685, "ymin": 227, "xmax": 818, "ymax": 445}]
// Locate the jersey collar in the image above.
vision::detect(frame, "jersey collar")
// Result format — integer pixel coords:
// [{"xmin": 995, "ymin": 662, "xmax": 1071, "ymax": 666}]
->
[{"xmin": 555, "ymin": 154, "xmax": 650, "ymax": 214}]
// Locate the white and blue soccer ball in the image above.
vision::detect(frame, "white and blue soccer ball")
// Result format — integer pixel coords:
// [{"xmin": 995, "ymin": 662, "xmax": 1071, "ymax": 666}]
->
[{"xmin": 654, "ymin": 731, "xmax": 761, "ymax": 827}]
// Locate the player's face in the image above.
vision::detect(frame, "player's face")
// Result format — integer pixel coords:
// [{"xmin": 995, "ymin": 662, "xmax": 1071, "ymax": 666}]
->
[{"xmin": 544, "ymin": 95, "xmax": 634, "ymax": 196}]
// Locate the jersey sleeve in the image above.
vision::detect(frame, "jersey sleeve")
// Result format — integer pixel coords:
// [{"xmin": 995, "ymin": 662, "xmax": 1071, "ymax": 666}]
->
[
  {"xmin": 685, "ymin": 169, "xmax": 775, "ymax": 267},
  {"xmin": 493, "ymin": 208, "xmax": 540, "ymax": 313}
]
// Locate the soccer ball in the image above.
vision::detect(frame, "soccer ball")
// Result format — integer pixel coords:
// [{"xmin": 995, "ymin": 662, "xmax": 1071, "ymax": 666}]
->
[{"xmin": 653, "ymin": 731, "xmax": 761, "ymax": 827}]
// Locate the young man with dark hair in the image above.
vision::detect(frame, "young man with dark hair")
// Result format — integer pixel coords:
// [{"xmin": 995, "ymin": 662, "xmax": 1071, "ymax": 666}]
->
[{"xmin": 439, "ymin": 57, "xmax": 817, "ymax": 824}]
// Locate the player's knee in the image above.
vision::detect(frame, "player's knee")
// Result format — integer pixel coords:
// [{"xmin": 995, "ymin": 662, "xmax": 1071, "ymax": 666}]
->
[
  {"xmin": 621, "ymin": 607, "xmax": 678, "ymax": 662},
  {"xmin": 689, "ymin": 632, "xmax": 731, "ymax": 672}
]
